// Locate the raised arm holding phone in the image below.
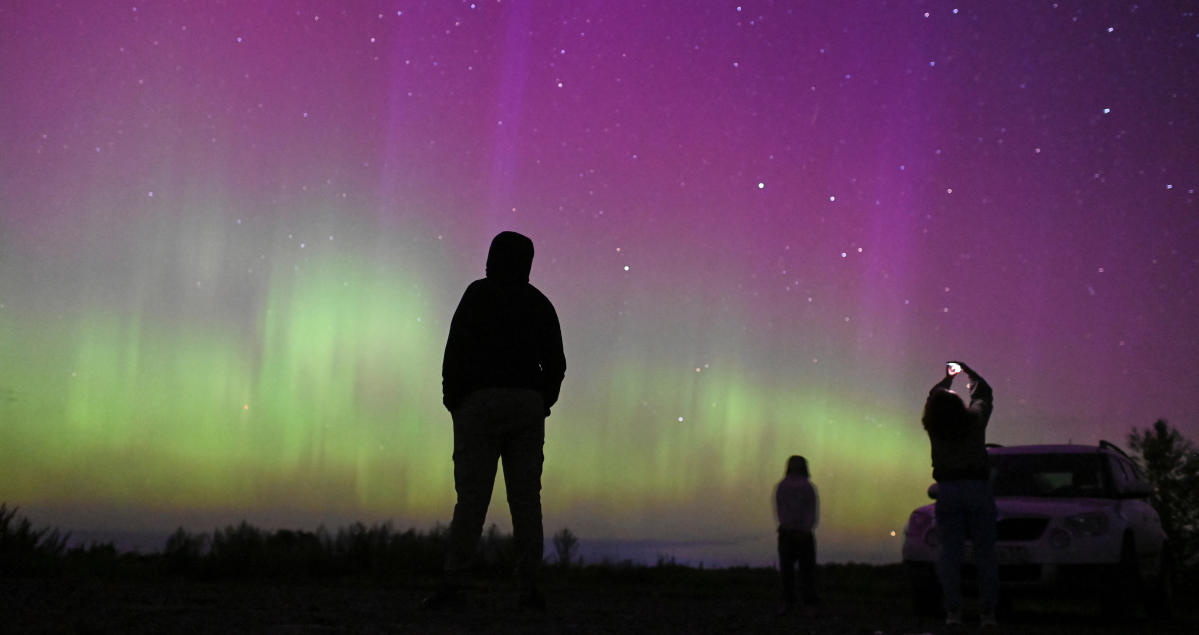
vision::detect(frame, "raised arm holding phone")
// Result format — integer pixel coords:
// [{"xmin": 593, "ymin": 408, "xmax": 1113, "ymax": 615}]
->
[{"xmin": 921, "ymin": 361, "xmax": 997, "ymax": 627}]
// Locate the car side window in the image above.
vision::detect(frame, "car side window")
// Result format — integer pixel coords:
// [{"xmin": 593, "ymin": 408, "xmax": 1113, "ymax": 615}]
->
[
  {"xmin": 1124, "ymin": 458, "xmax": 1152, "ymax": 493},
  {"xmin": 1110, "ymin": 455, "xmax": 1154, "ymax": 498},
  {"xmin": 1107, "ymin": 455, "xmax": 1132, "ymax": 495}
]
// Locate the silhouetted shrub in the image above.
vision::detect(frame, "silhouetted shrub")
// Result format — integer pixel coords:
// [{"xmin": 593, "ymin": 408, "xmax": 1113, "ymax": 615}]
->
[
  {"xmin": 1129, "ymin": 419, "xmax": 1199, "ymax": 569},
  {"xmin": 162, "ymin": 527, "xmax": 209, "ymax": 576},
  {"xmin": 209, "ymin": 521, "xmax": 267, "ymax": 578},
  {"xmin": 0, "ymin": 503, "xmax": 69, "ymax": 577},
  {"xmin": 478, "ymin": 523, "xmax": 514, "ymax": 572},
  {"xmin": 552, "ymin": 527, "xmax": 579, "ymax": 569},
  {"xmin": 165, "ymin": 520, "xmax": 457, "ymax": 579},
  {"xmin": 264, "ymin": 528, "xmax": 332, "ymax": 577},
  {"xmin": 0, "ymin": 506, "xmax": 538, "ymax": 580},
  {"xmin": 655, "ymin": 553, "xmax": 680, "ymax": 568},
  {"xmin": 64, "ymin": 541, "xmax": 121, "ymax": 577},
  {"xmin": 392, "ymin": 523, "xmax": 448, "ymax": 574},
  {"xmin": 332, "ymin": 521, "xmax": 395, "ymax": 574}
]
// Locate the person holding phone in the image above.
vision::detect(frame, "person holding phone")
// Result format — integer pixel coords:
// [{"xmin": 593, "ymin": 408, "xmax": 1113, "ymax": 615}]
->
[{"xmin": 922, "ymin": 361, "xmax": 997, "ymax": 628}]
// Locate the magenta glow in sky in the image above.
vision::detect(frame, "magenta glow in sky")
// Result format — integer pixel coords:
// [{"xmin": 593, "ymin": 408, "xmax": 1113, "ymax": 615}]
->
[{"xmin": 1, "ymin": 1, "xmax": 1196, "ymax": 564}]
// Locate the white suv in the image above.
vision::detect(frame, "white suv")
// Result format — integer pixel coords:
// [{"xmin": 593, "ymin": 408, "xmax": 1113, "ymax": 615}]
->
[{"xmin": 902, "ymin": 442, "xmax": 1172, "ymax": 617}]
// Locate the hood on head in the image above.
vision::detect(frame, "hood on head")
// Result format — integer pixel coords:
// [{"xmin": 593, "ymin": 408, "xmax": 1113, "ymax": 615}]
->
[{"xmin": 486, "ymin": 231, "xmax": 534, "ymax": 282}]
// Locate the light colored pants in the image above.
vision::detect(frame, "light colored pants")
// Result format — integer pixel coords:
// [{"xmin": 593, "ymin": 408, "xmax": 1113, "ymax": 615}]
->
[
  {"xmin": 445, "ymin": 388, "xmax": 545, "ymax": 585},
  {"xmin": 935, "ymin": 479, "xmax": 998, "ymax": 614}
]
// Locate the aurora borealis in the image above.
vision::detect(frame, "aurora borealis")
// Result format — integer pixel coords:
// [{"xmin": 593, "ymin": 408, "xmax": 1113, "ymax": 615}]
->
[{"xmin": 1, "ymin": 1, "xmax": 1196, "ymax": 564}]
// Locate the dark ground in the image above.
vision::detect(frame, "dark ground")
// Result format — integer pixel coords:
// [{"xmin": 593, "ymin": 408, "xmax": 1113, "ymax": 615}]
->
[{"xmin": 2, "ymin": 564, "xmax": 1194, "ymax": 634}]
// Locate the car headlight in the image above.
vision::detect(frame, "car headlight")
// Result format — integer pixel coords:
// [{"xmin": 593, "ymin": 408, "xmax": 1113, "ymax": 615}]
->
[
  {"xmin": 1064, "ymin": 512, "xmax": 1110, "ymax": 537},
  {"xmin": 1048, "ymin": 528, "xmax": 1071, "ymax": 549}
]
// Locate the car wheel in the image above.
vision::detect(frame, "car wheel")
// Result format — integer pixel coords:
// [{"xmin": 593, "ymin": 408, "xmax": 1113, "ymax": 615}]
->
[
  {"xmin": 1144, "ymin": 543, "xmax": 1173, "ymax": 621},
  {"xmin": 1101, "ymin": 534, "xmax": 1141, "ymax": 619}
]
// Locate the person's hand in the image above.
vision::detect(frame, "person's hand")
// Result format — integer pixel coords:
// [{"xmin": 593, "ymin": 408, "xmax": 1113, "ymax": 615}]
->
[
  {"xmin": 950, "ymin": 361, "xmax": 978, "ymax": 378},
  {"xmin": 946, "ymin": 361, "xmax": 963, "ymax": 377}
]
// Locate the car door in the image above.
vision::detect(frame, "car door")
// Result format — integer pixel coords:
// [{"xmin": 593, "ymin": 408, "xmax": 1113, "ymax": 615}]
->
[{"xmin": 1110, "ymin": 455, "xmax": 1165, "ymax": 572}]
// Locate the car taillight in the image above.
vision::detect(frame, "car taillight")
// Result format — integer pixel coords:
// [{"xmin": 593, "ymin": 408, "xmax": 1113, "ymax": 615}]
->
[
  {"xmin": 906, "ymin": 511, "xmax": 932, "ymax": 534},
  {"xmin": 906, "ymin": 511, "xmax": 938, "ymax": 548}
]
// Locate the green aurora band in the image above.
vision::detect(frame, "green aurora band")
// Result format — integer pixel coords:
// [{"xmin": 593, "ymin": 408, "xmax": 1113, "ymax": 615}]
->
[{"xmin": 1, "ymin": 207, "xmax": 933, "ymax": 563}]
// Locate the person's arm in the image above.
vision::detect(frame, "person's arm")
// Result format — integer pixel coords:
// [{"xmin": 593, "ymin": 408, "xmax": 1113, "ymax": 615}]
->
[
  {"xmin": 963, "ymin": 365, "xmax": 994, "ymax": 424},
  {"xmin": 929, "ymin": 365, "xmax": 955, "ymax": 394},
  {"xmin": 773, "ymin": 484, "xmax": 781, "ymax": 525},
  {"xmin": 811, "ymin": 483, "xmax": 819, "ymax": 530},
  {"xmin": 950, "ymin": 361, "xmax": 993, "ymax": 424},
  {"xmin": 441, "ymin": 286, "xmax": 477, "ymax": 412},
  {"xmin": 538, "ymin": 298, "xmax": 566, "ymax": 415}
]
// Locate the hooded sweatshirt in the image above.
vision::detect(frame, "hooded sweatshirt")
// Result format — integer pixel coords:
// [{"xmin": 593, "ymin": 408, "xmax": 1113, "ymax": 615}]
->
[{"xmin": 442, "ymin": 232, "xmax": 566, "ymax": 413}]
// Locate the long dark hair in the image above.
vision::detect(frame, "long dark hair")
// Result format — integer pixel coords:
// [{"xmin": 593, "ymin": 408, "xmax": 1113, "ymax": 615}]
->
[{"xmin": 923, "ymin": 388, "xmax": 968, "ymax": 438}]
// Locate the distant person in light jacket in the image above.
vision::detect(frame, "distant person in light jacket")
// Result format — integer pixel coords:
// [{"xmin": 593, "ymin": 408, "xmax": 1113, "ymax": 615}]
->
[{"xmin": 774, "ymin": 454, "xmax": 820, "ymax": 614}]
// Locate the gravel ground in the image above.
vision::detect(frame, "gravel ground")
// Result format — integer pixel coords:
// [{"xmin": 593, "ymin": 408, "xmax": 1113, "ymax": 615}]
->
[{"xmin": 2, "ymin": 565, "xmax": 1194, "ymax": 634}]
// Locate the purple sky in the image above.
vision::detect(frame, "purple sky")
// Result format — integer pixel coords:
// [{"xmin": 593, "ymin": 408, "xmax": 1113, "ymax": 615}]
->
[{"xmin": 1, "ymin": 1, "xmax": 1196, "ymax": 563}]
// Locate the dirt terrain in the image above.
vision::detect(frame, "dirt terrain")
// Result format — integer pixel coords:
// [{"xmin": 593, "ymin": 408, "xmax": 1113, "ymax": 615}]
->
[{"xmin": 2, "ymin": 564, "xmax": 1194, "ymax": 634}]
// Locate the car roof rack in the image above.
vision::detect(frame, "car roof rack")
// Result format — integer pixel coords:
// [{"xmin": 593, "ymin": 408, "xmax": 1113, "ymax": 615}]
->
[{"xmin": 1098, "ymin": 439, "xmax": 1131, "ymax": 459}]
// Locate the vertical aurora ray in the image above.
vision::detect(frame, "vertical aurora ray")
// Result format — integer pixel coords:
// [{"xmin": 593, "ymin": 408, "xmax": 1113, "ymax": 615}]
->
[{"xmin": 1, "ymin": 202, "xmax": 455, "ymax": 520}]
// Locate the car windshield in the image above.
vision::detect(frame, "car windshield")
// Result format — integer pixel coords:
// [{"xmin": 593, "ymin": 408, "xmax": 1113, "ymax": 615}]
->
[{"xmin": 990, "ymin": 453, "xmax": 1111, "ymax": 498}]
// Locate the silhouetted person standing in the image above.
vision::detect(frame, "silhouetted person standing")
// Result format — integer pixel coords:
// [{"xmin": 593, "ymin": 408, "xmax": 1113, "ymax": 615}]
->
[
  {"xmin": 424, "ymin": 231, "xmax": 566, "ymax": 611},
  {"xmin": 922, "ymin": 361, "xmax": 997, "ymax": 628},
  {"xmin": 774, "ymin": 454, "xmax": 819, "ymax": 614}
]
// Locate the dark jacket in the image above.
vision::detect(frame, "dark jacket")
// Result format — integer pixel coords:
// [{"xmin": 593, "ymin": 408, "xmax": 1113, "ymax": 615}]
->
[
  {"xmin": 442, "ymin": 232, "xmax": 566, "ymax": 414},
  {"xmin": 924, "ymin": 372, "xmax": 993, "ymax": 482}
]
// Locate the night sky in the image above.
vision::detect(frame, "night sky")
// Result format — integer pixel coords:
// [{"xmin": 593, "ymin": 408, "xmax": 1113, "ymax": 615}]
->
[{"xmin": 1, "ymin": 1, "xmax": 1196, "ymax": 564}]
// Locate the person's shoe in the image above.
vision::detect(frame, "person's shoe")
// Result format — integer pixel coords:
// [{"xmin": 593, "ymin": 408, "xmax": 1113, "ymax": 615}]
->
[
  {"xmin": 517, "ymin": 587, "xmax": 546, "ymax": 611},
  {"xmin": 944, "ymin": 609, "xmax": 962, "ymax": 626},
  {"xmin": 419, "ymin": 585, "xmax": 466, "ymax": 611},
  {"xmin": 980, "ymin": 611, "xmax": 999, "ymax": 628}
]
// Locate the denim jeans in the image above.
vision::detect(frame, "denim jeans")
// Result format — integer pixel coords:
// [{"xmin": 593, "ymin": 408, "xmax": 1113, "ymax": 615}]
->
[
  {"xmin": 935, "ymin": 479, "xmax": 998, "ymax": 614},
  {"xmin": 445, "ymin": 388, "xmax": 545, "ymax": 586}
]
